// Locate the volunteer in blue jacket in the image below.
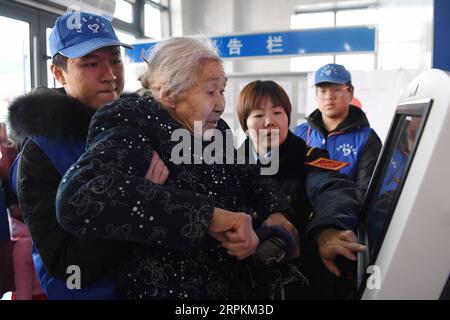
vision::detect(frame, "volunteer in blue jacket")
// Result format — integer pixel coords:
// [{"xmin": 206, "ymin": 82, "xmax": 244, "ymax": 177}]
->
[
  {"xmin": 295, "ymin": 64, "xmax": 382, "ymax": 200},
  {"xmin": 7, "ymin": 11, "xmax": 153, "ymax": 299}
]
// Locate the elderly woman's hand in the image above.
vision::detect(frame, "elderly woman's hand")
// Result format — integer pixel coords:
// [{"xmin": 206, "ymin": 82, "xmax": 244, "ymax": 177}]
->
[
  {"xmin": 208, "ymin": 208, "xmax": 259, "ymax": 260},
  {"xmin": 145, "ymin": 151, "xmax": 169, "ymax": 185},
  {"xmin": 263, "ymin": 212, "xmax": 300, "ymax": 258},
  {"xmin": 315, "ymin": 229, "xmax": 366, "ymax": 277}
]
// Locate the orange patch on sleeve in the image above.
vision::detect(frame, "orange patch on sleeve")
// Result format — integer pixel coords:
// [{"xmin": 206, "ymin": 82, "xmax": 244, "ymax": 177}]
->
[{"xmin": 305, "ymin": 157, "xmax": 350, "ymax": 171}]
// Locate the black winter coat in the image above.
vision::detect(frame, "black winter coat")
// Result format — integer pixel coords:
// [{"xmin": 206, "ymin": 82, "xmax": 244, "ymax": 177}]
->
[
  {"xmin": 7, "ymin": 87, "xmax": 129, "ymax": 287},
  {"xmin": 239, "ymin": 132, "xmax": 360, "ymax": 299},
  {"xmin": 56, "ymin": 96, "xmax": 296, "ymax": 300}
]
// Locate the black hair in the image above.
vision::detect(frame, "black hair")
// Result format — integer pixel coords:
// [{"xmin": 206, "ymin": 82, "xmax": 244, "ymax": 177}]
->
[{"xmin": 52, "ymin": 53, "xmax": 68, "ymax": 71}]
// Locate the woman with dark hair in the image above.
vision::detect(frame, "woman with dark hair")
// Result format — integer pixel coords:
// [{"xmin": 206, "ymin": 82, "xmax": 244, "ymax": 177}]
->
[{"xmin": 237, "ymin": 80, "xmax": 365, "ymax": 299}]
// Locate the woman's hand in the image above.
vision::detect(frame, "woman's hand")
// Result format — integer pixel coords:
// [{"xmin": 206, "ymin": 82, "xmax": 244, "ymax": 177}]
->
[
  {"xmin": 145, "ymin": 151, "xmax": 169, "ymax": 185},
  {"xmin": 208, "ymin": 208, "xmax": 259, "ymax": 260}
]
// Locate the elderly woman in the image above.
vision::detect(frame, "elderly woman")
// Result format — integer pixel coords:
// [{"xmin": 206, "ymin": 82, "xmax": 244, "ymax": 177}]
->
[
  {"xmin": 236, "ymin": 80, "xmax": 365, "ymax": 299},
  {"xmin": 56, "ymin": 38, "xmax": 297, "ymax": 300}
]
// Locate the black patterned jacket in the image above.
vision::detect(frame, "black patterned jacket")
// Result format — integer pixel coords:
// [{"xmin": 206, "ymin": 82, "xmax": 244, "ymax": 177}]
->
[{"xmin": 56, "ymin": 96, "xmax": 295, "ymax": 300}]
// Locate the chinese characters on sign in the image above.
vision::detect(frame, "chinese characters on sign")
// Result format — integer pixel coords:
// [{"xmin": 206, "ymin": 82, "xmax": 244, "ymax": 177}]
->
[
  {"xmin": 266, "ymin": 35, "xmax": 284, "ymax": 54},
  {"xmin": 227, "ymin": 38, "xmax": 243, "ymax": 56},
  {"xmin": 227, "ymin": 35, "xmax": 285, "ymax": 56},
  {"xmin": 125, "ymin": 27, "xmax": 376, "ymax": 63}
]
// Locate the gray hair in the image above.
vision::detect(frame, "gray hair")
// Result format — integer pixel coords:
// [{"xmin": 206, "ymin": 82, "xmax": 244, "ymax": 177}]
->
[{"xmin": 141, "ymin": 37, "xmax": 221, "ymax": 102}]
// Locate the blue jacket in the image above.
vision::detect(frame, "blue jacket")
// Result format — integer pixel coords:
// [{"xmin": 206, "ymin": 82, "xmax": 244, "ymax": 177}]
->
[
  {"xmin": 10, "ymin": 136, "xmax": 116, "ymax": 299},
  {"xmin": 295, "ymin": 105, "xmax": 382, "ymax": 199}
]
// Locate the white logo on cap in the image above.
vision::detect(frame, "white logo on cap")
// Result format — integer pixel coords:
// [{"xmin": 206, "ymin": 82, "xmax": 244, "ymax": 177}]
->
[
  {"xmin": 88, "ymin": 24, "xmax": 100, "ymax": 33},
  {"xmin": 66, "ymin": 5, "xmax": 82, "ymax": 33},
  {"xmin": 321, "ymin": 65, "xmax": 338, "ymax": 77}
]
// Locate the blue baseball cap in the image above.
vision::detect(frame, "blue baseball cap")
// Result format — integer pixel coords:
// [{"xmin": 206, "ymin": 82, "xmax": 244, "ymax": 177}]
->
[
  {"xmin": 49, "ymin": 12, "xmax": 133, "ymax": 58},
  {"xmin": 314, "ymin": 63, "xmax": 352, "ymax": 86}
]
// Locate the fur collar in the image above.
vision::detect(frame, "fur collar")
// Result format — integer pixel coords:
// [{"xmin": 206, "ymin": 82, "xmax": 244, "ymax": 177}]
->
[{"xmin": 7, "ymin": 87, "xmax": 95, "ymax": 144}]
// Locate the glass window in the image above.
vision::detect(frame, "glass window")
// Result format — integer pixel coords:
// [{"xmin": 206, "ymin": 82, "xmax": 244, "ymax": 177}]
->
[
  {"xmin": 336, "ymin": 53, "xmax": 375, "ymax": 71},
  {"xmin": 145, "ymin": 3, "xmax": 162, "ymax": 39},
  {"xmin": 115, "ymin": 30, "xmax": 137, "ymax": 44},
  {"xmin": 291, "ymin": 12, "xmax": 335, "ymax": 29},
  {"xmin": 378, "ymin": 42, "xmax": 421, "ymax": 70},
  {"xmin": 291, "ymin": 55, "xmax": 334, "ymax": 72},
  {"xmin": 377, "ymin": 7, "xmax": 424, "ymax": 43},
  {"xmin": 376, "ymin": 4, "xmax": 432, "ymax": 70},
  {"xmin": 290, "ymin": 12, "xmax": 334, "ymax": 72},
  {"xmin": 115, "ymin": 30, "xmax": 137, "ymax": 65},
  {"xmin": 46, "ymin": 27, "xmax": 60, "ymax": 88},
  {"xmin": 115, "ymin": 0, "xmax": 133, "ymax": 24},
  {"xmin": 0, "ymin": 16, "xmax": 30, "ymax": 122},
  {"xmin": 336, "ymin": 8, "xmax": 378, "ymax": 26},
  {"xmin": 291, "ymin": 2, "xmax": 432, "ymax": 72}
]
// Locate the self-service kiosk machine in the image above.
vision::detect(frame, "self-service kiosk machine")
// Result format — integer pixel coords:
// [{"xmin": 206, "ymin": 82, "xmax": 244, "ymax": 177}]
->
[{"xmin": 357, "ymin": 69, "xmax": 450, "ymax": 299}]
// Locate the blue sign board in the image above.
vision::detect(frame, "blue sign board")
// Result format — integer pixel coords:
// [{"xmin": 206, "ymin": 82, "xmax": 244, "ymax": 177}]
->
[
  {"xmin": 433, "ymin": 0, "xmax": 450, "ymax": 71},
  {"xmin": 125, "ymin": 26, "xmax": 376, "ymax": 63}
]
